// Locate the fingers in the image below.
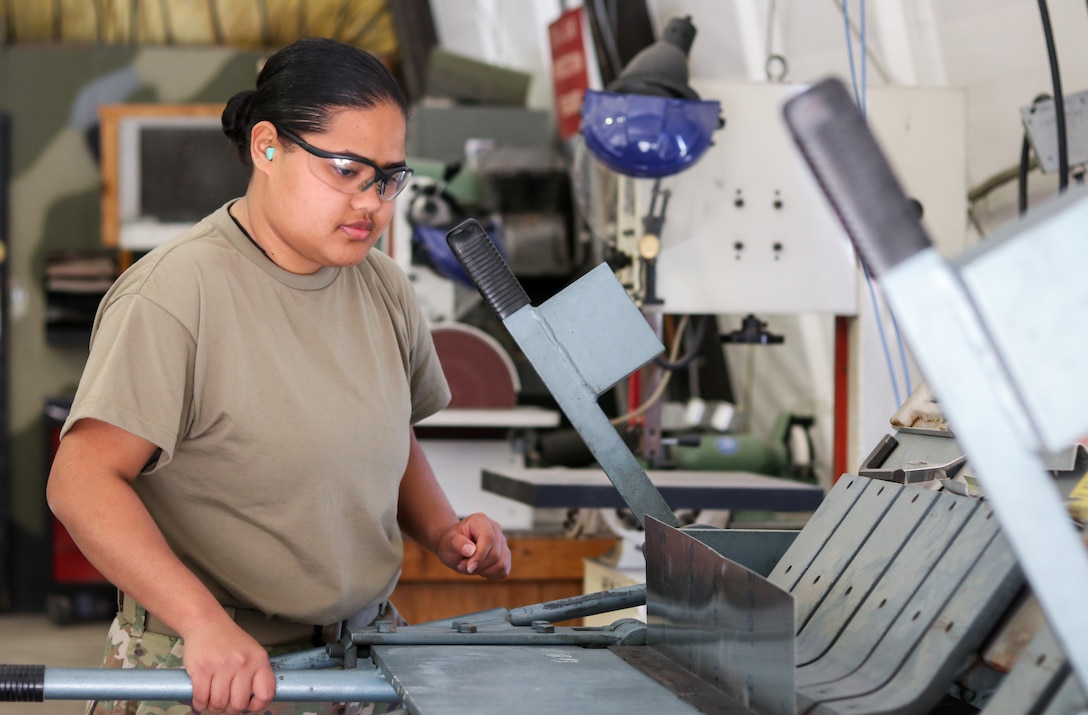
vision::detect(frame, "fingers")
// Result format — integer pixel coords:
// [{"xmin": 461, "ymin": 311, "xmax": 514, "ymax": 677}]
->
[
  {"xmin": 193, "ymin": 661, "xmax": 274, "ymax": 714},
  {"xmin": 190, "ymin": 671, "xmax": 210, "ymax": 714},
  {"xmin": 208, "ymin": 668, "xmax": 237, "ymax": 714},
  {"xmin": 183, "ymin": 622, "xmax": 274, "ymax": 714},
  {"xmin": 456, "ymin": 514, "xmax": 511, "ymax": 579},
  {"xmin": 436, "ymin": 514, "xmax": 511, "ymax": 579},
  {"xmin": 456, "ymin": 535, "xmax": 477, "ymax": 560},
  {"xmin": 475, "ymin": 532, "xmax": 511, "ymax": 579},
  {"xmin": 249, "ymin": 663, "xmax": 277, "ymax": 711}
]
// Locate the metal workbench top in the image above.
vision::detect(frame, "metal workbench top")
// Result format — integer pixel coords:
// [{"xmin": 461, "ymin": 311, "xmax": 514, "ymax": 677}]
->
[
  {"xmin": 371, "ymin": 644, "xmax": 703, "ymax": 714},
  {"xmin": 482, "ymin": 466, "xmax": 825, "ymax": 511}
]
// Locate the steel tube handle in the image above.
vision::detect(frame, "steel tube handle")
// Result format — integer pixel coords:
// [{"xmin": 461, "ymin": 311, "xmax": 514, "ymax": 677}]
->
[
  {"xmin": 781, "ymin": 77, "xmax": 933, "ymax": 278},
  {"xmin": 0, "ymin": 665, "xmax": 399, "ymax": 703},
  {"xmin": 446, "ymin": 219, "xmax": 530, "ymax": 319}
]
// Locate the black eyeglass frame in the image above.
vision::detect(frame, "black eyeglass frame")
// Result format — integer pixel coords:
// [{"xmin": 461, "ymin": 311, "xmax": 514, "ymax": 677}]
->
[{"xmin": 275, "ymin": 126, "xmax": 414, "ymax": 201}]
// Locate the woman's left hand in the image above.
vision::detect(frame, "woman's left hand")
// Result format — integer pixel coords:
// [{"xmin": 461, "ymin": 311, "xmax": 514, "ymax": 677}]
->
[{"xmin": 436, "ymin": 513, "xmax": 511, "ymax": 579}]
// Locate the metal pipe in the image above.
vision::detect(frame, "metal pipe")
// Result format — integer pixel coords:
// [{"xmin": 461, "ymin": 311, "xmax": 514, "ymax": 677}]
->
[{"xmin": 2, "ymin": 667, "xmax": 400, "ymax": 703}]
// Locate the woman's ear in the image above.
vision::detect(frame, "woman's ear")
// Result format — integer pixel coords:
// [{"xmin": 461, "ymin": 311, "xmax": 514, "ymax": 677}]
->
[{"xmin": 249, "ymin": 121, "xmax": 279, "ymax": 172}]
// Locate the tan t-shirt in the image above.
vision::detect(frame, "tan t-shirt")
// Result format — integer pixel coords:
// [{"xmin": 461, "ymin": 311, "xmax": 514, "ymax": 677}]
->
[{"xmin": 62, "ymin": 204, "xmax": 451, "ymax": 625}]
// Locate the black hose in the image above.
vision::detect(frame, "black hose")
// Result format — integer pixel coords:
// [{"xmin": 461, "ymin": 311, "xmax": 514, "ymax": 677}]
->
[
  {"xmin": 1019, "ymin": 93, "xmax": 1051, "ymax": 216},
  {"xmin": 1018, "ymin": 131, "xmax": 1032, "ymax": 216},
  {"xmin": 592, "ymin": 0, "xmax": 624, "ymax": 81},
  {"xmin": 1038, "ymin": 0, "xmax": 1069, "ymax": 192}
]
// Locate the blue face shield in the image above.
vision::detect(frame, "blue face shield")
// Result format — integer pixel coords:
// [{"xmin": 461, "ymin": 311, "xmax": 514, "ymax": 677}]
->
[{"xmin": 580, "ymin": 89, "xmax": 722, "ymax": 178}]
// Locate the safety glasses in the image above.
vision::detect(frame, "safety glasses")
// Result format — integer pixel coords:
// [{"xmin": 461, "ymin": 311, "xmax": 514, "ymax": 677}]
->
[{"xmin": 276, "ymin": 126, "xmax": 414, "ymax": 201}]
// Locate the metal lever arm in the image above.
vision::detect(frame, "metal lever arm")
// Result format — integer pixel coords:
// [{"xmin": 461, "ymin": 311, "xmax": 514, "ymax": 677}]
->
[
  {"xmin": 446, "ymin": 218, "xmax": 678, "ymax": 528},
  {"xmin": 446, "ymin": 219, "xmax": 530, "ymax": 319},
  {"xmin": 781, "ymin": 77, "xmax": 931, "ymax": 278}
]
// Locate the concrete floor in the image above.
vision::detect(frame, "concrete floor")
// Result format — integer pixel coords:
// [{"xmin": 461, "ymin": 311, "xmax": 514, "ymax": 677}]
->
[{"xmin": 0, "ymin": 614, "xmax": 109, "ymax": 715}]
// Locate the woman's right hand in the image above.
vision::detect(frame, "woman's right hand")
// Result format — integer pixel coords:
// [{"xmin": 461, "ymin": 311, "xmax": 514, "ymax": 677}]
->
[{"xmin": 180, "ymin": 618, "xmax": 276, "ymax": 714}]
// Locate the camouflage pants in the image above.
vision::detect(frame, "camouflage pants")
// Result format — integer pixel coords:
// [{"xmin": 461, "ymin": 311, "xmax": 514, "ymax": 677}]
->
[{"xmin": 86, "ymin": 605, "xmax": 407, "ymax": 715}]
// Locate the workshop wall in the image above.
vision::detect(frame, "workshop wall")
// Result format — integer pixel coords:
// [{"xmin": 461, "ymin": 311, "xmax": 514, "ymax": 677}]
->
[{"xmin": 0, "ymin": 44, "xmax": 267, "ymax": 608}]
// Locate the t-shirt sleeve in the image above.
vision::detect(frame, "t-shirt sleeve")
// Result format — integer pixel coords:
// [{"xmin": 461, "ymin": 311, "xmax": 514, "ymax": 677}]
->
[
  {"xmin": 61, "ymin": 293, "xmax": 195, "ymax": 472},
  {"xmin": 406, "ymin": 299, "xmax": 451, "ymax": 424},
  {"xmin": 385, "ymin": 265, "xmax": 450, "ymax": 424}
]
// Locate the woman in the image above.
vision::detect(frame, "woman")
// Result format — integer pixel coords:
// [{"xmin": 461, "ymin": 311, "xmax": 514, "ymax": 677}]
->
[{"xmin": 47, "ymin": 37, "xmax": 511, "ymax": 715}]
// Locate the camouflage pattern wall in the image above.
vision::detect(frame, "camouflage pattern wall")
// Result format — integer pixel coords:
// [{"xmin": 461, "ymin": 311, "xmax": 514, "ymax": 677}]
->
[{"xmin": 0, "ymin": 44, "xmax": 267, "ymax": 608}]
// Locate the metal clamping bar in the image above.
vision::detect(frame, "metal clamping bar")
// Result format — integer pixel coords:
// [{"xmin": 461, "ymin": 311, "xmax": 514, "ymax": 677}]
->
[{"xmin": 347, "ymin": 620, "xmax": 646, "ymax": 648}]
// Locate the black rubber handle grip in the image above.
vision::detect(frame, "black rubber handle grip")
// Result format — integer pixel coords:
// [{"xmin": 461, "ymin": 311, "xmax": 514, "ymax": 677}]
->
[
  {"xmin": 446, "ymin": 219, "xmax": 531, "ymax": 320},
  {"xmin": 782, "ymin": 77, "xmax": 933, "ymax": 278},
  {"xmin": 0, "ymin": 664, "xmax": 45, "ymax": 702}
]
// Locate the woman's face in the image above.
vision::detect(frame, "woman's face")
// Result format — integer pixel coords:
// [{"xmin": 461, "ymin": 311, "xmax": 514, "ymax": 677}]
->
[{"xmin": 258, "ymin": 103, "xmax": 407, "ymax": 274}]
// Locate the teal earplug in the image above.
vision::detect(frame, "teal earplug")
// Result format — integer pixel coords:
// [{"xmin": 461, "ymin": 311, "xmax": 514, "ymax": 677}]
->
[{"xmin": 265, "ymin": 147, "xmax": 276, "ymax": 161}]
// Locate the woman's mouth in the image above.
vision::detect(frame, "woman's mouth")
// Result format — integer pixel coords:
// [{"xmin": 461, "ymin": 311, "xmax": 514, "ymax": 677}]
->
[{"xmin": 341, "ymin": 222, "xmax": 374, "ymax": 240}]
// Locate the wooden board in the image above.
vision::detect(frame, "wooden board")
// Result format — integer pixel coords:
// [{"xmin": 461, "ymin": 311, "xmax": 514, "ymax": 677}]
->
[{"xmin": 5, "ymin": 0, "xmax": 397, "ymax": 55}]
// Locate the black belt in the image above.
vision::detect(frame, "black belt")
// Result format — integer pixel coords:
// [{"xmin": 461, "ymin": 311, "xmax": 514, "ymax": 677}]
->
[{"xmin": 120, "ymin": 593, "xmax": 343, "ymax": 647}]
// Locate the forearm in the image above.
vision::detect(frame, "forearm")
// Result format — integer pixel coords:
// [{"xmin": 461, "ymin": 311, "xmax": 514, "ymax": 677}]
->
[
  {"xmin": 396, "ymin": 428, "xmax": 511, "ymax": 579},
  {"xmin": 396, "ymin": 429, "xmax": 460, "ymax": 553}
]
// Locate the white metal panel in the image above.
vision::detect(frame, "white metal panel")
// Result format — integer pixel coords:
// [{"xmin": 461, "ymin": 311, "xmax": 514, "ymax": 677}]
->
[{"xmin": 640, "ymin": 81, "xmax": 965, "ymax": 315}]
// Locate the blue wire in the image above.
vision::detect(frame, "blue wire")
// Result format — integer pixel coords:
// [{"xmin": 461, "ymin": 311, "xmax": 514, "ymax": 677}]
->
[
  {"xmin": 842, "ymin": 3, "xmax": 862, "ymax": 107},
  {"xmin": 860, "ymin": 0, "xmax": 867, "ymax": 116},
  {"xmin": 863, "ymin": 0, "xmax": 913, "ymax": 398},
  {"xmin": 842, "ymin": 0, "xmax": 906, "ymax": 407},
  {"xmin": 861, "ymin": 1, "xmax": 870, "ymax": 114},
  {"xmin": 890, "ymin": 311, "xmax": 913, "ymax": 396},
  {"xmin": 861, "ymin": 258, "xmax": 902, "ymax": 407}
]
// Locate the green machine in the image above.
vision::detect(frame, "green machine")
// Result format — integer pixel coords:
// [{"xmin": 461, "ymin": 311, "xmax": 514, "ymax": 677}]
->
[{"xmin": 668, "ymin": 412, "xmax": 816, "ymax": 482}]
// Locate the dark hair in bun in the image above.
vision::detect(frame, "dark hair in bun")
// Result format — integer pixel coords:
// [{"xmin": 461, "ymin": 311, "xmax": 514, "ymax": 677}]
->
[{"xmin": 221, "ymin": 38, "xmax": 409, "ymax": 166}]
